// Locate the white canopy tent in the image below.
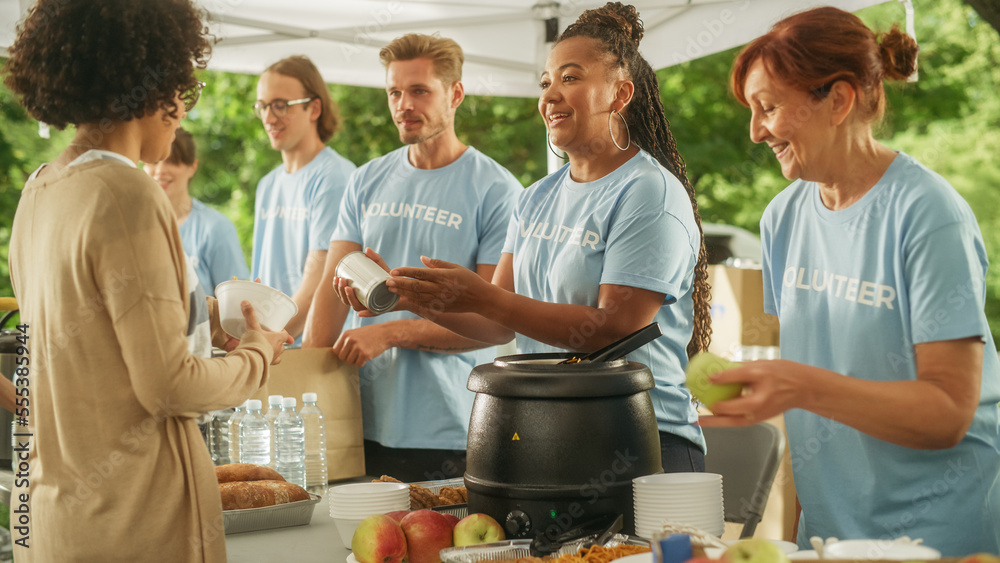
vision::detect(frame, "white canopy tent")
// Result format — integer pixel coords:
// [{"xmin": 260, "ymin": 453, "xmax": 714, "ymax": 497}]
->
[
  {"xmin": 2, "ymin": 0, "xmax": 911, "ymax": 95},
  {"xmin": 2, "ymin": 0, "xmax": 910, "ymax": 168}
]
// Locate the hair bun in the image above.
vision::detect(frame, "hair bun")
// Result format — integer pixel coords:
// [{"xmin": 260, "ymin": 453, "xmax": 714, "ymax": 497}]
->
[
  {"xmin": 576, "ymin": 2, "xmax": 644, "ymax": 46},
  {"xmin": 877, "ymin": 24, "xmax": 918, "ymax": 81}
]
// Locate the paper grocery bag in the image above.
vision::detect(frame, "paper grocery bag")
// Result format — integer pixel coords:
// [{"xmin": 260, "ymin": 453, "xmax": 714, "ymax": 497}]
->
[{"xmin": 251, "ymin": 348, "xmax": 365, "ymax": 481}]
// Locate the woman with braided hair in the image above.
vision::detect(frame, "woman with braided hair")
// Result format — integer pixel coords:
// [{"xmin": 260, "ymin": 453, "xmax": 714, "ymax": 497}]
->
[{"xmin": 336, "ymin": 2, "xmax": 712, "ymax": 472}]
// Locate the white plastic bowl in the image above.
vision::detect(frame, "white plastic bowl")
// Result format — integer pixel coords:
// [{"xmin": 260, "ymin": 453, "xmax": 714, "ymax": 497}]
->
[
  {"xmin": 330, "ymin": 482, "xmax": 408, "ymax": 496},
  {"xmin": 332, "ymin": 516, "xmax": 363, "ymax": 549},
  {"xmin": 823, "ymin": 540, "xmax": 941, "ymax": 560},
  {"xmin": 633, "ymin": 473, "xmax": 722, "ymax": 486},
  {"xmin": 330, "ymin": 491, "xmax": 408, "ymax": 501},
  {"xmin": 215, "ymin": 280, "xmax": 297, "ymax": 338},
  {"xmin": 329, "ymin": 503, "xmax": 409, "ymax": 518}
]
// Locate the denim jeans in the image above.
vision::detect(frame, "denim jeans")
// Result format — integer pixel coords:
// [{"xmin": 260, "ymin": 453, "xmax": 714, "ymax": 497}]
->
[{"xmin": 659, "ymin": 431, "xmax": 705, "ymax": 473}]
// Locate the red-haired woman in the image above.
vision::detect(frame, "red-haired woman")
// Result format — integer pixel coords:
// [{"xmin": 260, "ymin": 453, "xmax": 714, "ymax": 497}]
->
[{"xmin": 703, "ymin": 6, "xmax": 1000, "ymax": 554}]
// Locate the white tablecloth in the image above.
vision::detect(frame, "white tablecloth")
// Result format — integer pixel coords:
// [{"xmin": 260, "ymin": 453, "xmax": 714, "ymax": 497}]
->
[{"xmin": 226, "ymin": 494, "xmax": 348, "ymax": 562}]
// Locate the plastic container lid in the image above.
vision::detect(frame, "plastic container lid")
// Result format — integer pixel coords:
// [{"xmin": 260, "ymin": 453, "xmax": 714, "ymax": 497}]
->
[
  {"xmin": 247, "ymin": 399, "xmax": 262, "ymax": 411},
  {"xmin": 281, "ymin": 397, "xmax": 297, "ymax": 409},
  {"xmin": 302, "ymin": 392, "xmax": 318, "ymax": 403},
  {"xmin": 268, "ymin": 395, "xmax": 283, "ymax": 405}
]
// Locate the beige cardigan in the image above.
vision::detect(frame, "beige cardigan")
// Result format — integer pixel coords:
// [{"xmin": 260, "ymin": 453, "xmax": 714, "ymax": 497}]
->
[{"xmin": 9, "ymin": 160, "xmax": 274, "ymax": 562}]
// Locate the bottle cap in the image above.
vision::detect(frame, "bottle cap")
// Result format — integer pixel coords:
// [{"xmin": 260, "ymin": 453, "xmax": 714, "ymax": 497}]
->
[
  {"xmin": 247, "ymin": 399, "xmax": 262, "ymax": 411},
  {"xmin": 268, "ymin": 394, "xmax": 283, "ymax": 405},
  {"xmin": 302, "ymin": 392, "xmax": 318, "ymax": 403},
  {"xmin": 281, "ymin": 397, "xmax": 297, "ymax": 409}
]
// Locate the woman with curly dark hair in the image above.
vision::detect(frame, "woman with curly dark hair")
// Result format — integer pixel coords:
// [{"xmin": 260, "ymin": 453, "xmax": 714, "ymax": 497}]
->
[
  {"xmin": 345, "ymin": 2, "xmax": 712, "ymax": 474},
  {"xmin": 3, "ymin": 1, "xmax": 290, "ymax": 560}
]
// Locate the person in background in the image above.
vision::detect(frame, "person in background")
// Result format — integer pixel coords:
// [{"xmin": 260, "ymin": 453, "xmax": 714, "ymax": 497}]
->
[
  {"xmin": 252, "ymin": 55, "xmax": 356, "ymax": 343},
  {"xmin": 349, "ymin": 3, "xmax": 713, "ymax": 474},
  {"xmin": 145, "ymin": 128, "xmax": 250, "ymax": 296},
  {"xmin": 304, "ymin": 33, "xmax": 521, "ymax": 482},
  {"xmin": 702, "ymin": 7, "xmax": 1000, "ymax": 554},
  {"xmin": 2, "ymin": 1, "xmax": 291, "ymax": 560}
]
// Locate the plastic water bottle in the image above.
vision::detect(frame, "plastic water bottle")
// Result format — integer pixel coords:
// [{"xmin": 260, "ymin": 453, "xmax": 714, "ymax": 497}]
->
[
  {"xmin": 239, "ymin": 399, "xmax": 271, "ymax": 465},
  {"xmin": 300, "ymin": 392, "xmax": 328, "ymax": 494},
  {"xmin": 275, "ymin": 397, "xmax": 306, "ymax": 488},
  {"xmin": 265, "ymin": 395, "xmax": 283, "ymax": 468},
  {"xmin": 211, "ymin": 408, "xmax": 234, "ymax": 465},
  {"xmin": 227, "ymin": 402, "xmax": 248, "ymax": 465}
]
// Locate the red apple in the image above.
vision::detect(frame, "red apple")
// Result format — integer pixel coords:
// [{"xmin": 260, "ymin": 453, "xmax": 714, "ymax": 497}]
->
[
  {"xmin": 452, "ymin": 513, "xmax": 505, "ymax": 546},
  {"xmin": 352, "ymin": 514, "xmax": 407, "ymax": 563},
  {"xmin": 400, "ymin": 509, "xmax": 454, "ymax": 563},
  {"xmin": 441, "ymin": 513, "xmax": 460, "ymax": 529},
  {"xmin": 385, "ymin": 510, "xmax": 410, "ymax": 523}
]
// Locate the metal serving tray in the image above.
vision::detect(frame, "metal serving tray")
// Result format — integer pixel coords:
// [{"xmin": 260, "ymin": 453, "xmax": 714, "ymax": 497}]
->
[{"xmin": 223, "ymin": 493, "xmax": 322, "ymax": 535}]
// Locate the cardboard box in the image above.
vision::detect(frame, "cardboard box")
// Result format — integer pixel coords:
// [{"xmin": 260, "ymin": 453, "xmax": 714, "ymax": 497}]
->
[
  {"xmin": 251, "ymin": 348, "xmax": 365, "ymax": 481},
  {"xmin": 707, "ymin": 265, "xmax": 780, "ymax": 358}
]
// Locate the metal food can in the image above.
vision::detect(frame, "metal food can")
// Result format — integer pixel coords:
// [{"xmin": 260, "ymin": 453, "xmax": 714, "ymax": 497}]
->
[{"xmin": 335, "ymin": 251, "xmax": 399, "ymax": 315}]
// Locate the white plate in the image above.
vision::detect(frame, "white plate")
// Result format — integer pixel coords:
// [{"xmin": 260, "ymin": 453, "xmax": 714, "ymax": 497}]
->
[
  {"xmin": 347, "ymin": 554, "xmax": 358, "ymax": 563},
  {"xmin": 610, "ymin": 553, "xmax": 652, "ymax": 563},
  {"xmin": 788, "ymin": 550, "xmax": 819, "ymax": 560},
  {"xmin": 823, "ymin": 540, "xmax": 941, "ymax": 560}
]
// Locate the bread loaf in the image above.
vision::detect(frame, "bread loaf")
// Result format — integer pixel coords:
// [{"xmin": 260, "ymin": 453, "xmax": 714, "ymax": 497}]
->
[
  {"xmin": 215, "ymin": 463, "xmax": 285, "ymax": 484},
  {"xmin": 219, "ymin": 480, "xmax": 311, "ymax": 510}
]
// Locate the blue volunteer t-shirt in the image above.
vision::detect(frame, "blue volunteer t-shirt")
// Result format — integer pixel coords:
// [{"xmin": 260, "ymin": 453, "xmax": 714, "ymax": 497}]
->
[
  {"xmin": 331, "ymin": 146, "xmax": 521, "ymax": 450},
  {"xmin": 503, "ymin": 150, "xmax": 704, "ymax": 450},
  {"xmin": 761, "ymin": 152, "xmax": 1000, "ymax": 554},
  {"xmin": 251, "ymin": 146, "xmax": 356, "ymax": 299},
  {"xmin": 180, "ymin": 198, "xmax": 249, "ymax": 297}
]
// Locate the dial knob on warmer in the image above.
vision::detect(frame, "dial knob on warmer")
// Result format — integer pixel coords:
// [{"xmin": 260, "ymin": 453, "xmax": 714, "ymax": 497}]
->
[{"xmin": 504, "ymin": 509, "xmax": 532, "ymax": 537}]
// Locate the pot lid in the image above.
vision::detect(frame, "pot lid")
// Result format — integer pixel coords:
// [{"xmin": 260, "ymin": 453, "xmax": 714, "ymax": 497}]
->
[{"xmin": 467, "ymin": 353, "xmax": 655, "ymax": 398}]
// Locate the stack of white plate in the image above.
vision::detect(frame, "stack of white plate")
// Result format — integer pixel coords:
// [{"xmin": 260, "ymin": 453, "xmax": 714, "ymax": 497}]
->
[
  {"xmin": 633, "ymin": 473, "xmax": 725, "ymax": 538},
  {"xmin": 329, "ymin": 482, "xmax": 410, "ymax": 548}
]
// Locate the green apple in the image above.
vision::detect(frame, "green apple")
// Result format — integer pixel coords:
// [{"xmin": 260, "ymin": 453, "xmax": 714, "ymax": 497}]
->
[
  {"xmin": 352, "ymin": 514, "xmax": 408, "ymax": 563},
  {"xmin": 452, "ymin": 513, "xmax": 505, "ymax": 546},
  {"xmin": 723, "ymin": 538, "xmax": 789, "ymax": 563},
  {"xmin": 685, "ymin": 351, "xmax": 743, "ymax": 411}
]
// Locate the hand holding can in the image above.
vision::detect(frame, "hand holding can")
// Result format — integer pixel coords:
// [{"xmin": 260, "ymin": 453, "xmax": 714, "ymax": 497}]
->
[{"xmin": 335, "ymin": 251, "xmax": 400, "ymax": 315}]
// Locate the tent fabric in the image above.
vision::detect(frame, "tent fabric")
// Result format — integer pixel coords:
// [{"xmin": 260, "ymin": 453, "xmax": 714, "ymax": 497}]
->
[{"xmin": 1, "ymin": 0, "xmax": 893, "ymax": 97}]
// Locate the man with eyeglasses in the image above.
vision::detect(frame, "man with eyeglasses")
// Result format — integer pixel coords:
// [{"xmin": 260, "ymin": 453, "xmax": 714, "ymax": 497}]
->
[
  {"xmin": 304, "ymin": 34, "xmax": 521, "ymax": 482},
  {"xmin": 251, "ymin": 55, "xmax": 357, "ymax": 343}
]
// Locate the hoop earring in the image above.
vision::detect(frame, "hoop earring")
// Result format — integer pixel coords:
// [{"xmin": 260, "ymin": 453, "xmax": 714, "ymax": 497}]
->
[
  {"xmin": 547, "ymin": 132, "xmax": 567, "ymax": 159},
  {"xmin": 609, "ymin": 109, "xmax": 631, "ymax": 151}
]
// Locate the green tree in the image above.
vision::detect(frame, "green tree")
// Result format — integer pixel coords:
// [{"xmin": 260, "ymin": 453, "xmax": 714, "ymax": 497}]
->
[{"xmin": 3, "ymin": 0, "xmax": 1000, "ymax": 341}]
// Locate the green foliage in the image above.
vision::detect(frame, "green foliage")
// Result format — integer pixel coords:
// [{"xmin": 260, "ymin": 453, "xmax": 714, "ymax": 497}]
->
[{"xmin": 2, "ymin": 0, "xmax": 1000, "ymax": 342}]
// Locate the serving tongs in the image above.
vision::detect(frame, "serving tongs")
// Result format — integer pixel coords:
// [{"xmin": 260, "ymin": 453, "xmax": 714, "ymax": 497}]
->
[
  {"xmin": 559, "ymin": 323, "xmax": 662, "ymax": 364},
  {"xmin": 528, "ymin": 513, "xmax": 623, "ymax": 557}
]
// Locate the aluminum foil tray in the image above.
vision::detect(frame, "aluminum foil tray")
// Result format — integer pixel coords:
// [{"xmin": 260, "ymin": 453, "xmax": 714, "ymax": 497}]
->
[
  {"xmin": 411, "ymin": 477, "xmax": 468, "ymax": 517},
  {"xmin": 223, "ymin": 493, "xmax": 321, "ymax": 535},
  {"xmin": 439, "ymin": 534, "xmax": 644, "ymax": 563}
]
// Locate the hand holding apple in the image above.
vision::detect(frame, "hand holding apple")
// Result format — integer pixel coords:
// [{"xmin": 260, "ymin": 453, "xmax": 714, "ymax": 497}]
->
[
  {"xmin": 352, "ymin": 514, "xmax": 408, "ymax": 563},
  {"xmin": 453, "ymin": 513, "xmax": 505, "ymax": 546},
  {"xmin": 400, "ymin": 509, "xmax": 455, "ymax": 563},
  {"xmin": 686, "ymin": 352, "xmax": 743, "ymax": 410}
]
